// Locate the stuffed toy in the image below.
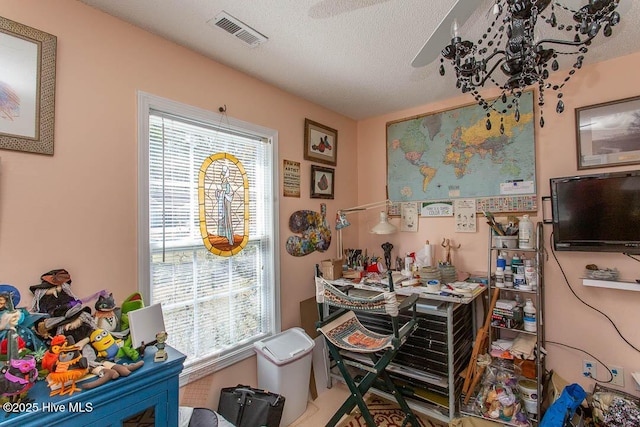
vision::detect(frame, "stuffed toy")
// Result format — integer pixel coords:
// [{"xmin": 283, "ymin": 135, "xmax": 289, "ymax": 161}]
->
[
  {"xmin": 118, "ymin": 292, "xmax": 145, "ymax": 356},
  {"xmin": 29, "ymin": 269, "xmax": 82, "ymax": 317},
  {"xmin": 0, "ymin": 329, "xmax": 38, "ymax": 403},
  {"xmin": 89, "ymin": 329, "xmax": 139, "ymax": 361},
  {"xmin": 80, "ymin": 359, "xmax": 144, "ymax": 390},
  {"xmin": 46, "ymin": 335, "xmax": 88, "ymax": 396},
  {"xmin": 119, "ymin": 292, "xmax": 144, "ymax": 332},
  {"xmin": 94, "ymin": 292, "xmax": 119, "ymax": 332},
  {"xmin": 41, "ymin": 304, "xmax": 98, "ymax": 346},
  {"xmin": 0, "ymin": 285, "xmax": 46, "ymax": 352}
]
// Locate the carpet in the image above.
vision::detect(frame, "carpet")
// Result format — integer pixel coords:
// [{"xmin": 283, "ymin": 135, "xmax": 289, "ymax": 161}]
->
[{"xmin": 336, "ymin": 396, "xmax": 448, "ymax": 427}]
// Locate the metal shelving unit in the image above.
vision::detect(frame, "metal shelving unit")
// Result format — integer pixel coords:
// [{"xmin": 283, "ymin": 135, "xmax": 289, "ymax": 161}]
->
[{"xmin": 487, "ymin": 221, "xmax": 546, "ymax": 424}]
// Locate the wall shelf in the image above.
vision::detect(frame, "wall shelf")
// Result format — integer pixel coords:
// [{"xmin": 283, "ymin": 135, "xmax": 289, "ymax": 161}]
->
[{"xmin": 582, "ymin": 278, "xmax": 640, "ymax": 291}]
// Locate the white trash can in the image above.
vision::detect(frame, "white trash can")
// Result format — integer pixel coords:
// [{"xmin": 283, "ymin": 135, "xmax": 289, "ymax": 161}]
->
[{"xmin": 254, "ymin": 327, "xmax": 315, "ymax": 427}]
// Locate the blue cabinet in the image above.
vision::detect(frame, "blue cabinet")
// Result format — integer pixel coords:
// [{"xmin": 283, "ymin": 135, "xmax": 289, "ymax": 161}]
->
[{"xmin": 1, "ymin": 345, "xmax": 185, "ymax": 426}]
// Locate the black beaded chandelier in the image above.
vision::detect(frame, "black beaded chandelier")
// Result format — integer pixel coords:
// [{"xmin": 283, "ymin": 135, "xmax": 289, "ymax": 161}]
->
[{"xmin": 440, "ymin": 0, "xmax": 621, "ymax": 130}]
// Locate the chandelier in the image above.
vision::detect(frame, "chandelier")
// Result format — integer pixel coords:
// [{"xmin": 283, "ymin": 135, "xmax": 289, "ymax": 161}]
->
[{"xmin": 440, "ymin": 0, "xmax": 621, "ymax": 130}]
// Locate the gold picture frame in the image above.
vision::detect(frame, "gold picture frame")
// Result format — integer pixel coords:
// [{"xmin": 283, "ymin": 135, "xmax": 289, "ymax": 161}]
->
[
  {"xmin": 0, "ymin": 16, "xmax": 57, "ymax": 155},
  {"xmin": 304, "ymin": 118, "xmax": 337, "ymax": 166}
]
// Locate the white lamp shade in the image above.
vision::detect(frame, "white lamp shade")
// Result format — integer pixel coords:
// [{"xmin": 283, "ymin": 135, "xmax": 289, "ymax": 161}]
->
[{"xmin": 370, "ymin": 211, "xmax": 397, "ymax": 235}]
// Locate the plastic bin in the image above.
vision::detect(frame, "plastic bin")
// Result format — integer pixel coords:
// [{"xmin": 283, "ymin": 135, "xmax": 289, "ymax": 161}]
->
[{"xmin": 254, "ymin": 327, "xmax": 315, "ymax": 427}]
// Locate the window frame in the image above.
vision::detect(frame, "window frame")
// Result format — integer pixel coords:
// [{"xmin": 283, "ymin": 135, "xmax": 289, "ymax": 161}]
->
[{"xmin": 137, "ymin": 91, "xmax": 281, "ymax": 383}]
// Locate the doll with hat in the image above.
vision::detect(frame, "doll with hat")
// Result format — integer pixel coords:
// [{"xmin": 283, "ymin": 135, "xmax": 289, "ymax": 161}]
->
[
  {"xmin": 29, "ymin": 269, "xmax": 99, "ymax": 348},
  {"xmin": 29, "ymin": 269, "xmax": 82, "ymax": 317},
  {"xmin": 0, "ymin": 285, "xmax": 46, "ymax": 352}
]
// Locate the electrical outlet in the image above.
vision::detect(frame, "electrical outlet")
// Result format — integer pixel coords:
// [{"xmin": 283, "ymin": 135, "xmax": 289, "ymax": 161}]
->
[
  {"xmin": 583, "ymin": 360, "xmax": 597, "ymax": 379},
  {"xmin": 610, "ymin": 366, "xmax": 624, "ymax": 387}
]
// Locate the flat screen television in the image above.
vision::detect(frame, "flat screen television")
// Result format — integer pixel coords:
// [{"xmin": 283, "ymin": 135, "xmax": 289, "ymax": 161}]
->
[{"xmin": 550, "ymin": 170, "xmax": 640, "ymax": 253}]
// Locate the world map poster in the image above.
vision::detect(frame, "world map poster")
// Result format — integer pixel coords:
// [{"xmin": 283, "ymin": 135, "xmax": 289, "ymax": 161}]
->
[{"xmin": 386, "ymin": 91, "xmax": 535, "ymax": 202}]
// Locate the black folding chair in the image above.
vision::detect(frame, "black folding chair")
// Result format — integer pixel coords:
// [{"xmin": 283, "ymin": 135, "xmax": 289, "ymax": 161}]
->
[{"xmin": 315, "ymin": 266, "xmax": 420, "ymax": 427}]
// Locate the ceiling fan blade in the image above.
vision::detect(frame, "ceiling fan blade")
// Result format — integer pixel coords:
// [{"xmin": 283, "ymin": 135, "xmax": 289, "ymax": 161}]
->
[
  {"xmin": 411, "ymin": 0, "xmax": 481, "ymax": 68},
  {"xmin": 309, "ymin": 0, "xmax": 391, "ymax": 19}
]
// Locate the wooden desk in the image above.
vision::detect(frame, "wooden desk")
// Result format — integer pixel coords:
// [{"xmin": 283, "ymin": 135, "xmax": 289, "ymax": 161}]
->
[{"xmin": 1, "ymin": 345, "xmax": 185, "ymax": 426}]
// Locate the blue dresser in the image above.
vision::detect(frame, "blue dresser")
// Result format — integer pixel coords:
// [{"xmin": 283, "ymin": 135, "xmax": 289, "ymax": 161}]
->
[{"xmin": 1, "ymin": 345, "xmax": 185, "ymax": 426}]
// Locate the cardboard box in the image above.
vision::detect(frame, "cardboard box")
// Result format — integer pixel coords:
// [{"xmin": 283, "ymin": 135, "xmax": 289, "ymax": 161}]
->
[{"xmin": 320, "ymin": 259, "xmax": 343, "ymax": 280}]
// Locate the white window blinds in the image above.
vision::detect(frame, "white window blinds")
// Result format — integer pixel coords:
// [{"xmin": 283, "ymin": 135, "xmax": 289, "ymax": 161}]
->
[{"xmin": 138, "ymin": 93, "xmax": 279, "ymax": 382}]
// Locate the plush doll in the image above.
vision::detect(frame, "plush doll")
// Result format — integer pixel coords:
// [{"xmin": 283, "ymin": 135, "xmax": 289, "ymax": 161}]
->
[
  {"xmin": 0, "ymin": 328, "xmax": 38, "ymax": 403},
  {"xmin": 0, "ymin": 285, "xmax": 46, "ymax": 352},
  {"xmin": 29, "ymin": 269, "xmax": 82, "ymax": 317},
  {"xmin": 118, "ymin": 292, "xmax": 145, "ymax": 356},
  {"xmin": 94, "ymin": 292, "xmax": 119, "ymax": 332},
  {"xmin": 41, "ymin": 304, "xmax": 98, "ymax": 346},
  {"xmin": 46, "ymin": 335, "xmax": 88, "ymax": 396},
  {"xmin": 89, "ymin": 329, "xmax": 139, "ymax": 361}
]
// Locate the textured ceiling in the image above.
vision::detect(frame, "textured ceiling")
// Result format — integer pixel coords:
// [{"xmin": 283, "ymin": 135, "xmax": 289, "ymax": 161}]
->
[{"xmin": 78, "ymin": 0, "xmax": 640, "ymax": 120}]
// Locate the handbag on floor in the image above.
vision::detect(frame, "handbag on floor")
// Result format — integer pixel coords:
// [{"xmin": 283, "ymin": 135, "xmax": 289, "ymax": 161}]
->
[{"xmin": 217, "ymin": 384, "xmax": 285, "ymax": 427}]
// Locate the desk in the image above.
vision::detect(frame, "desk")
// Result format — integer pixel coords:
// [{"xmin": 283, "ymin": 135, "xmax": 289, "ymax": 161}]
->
[{"xmin": 0, "ymin": 345, "xmax": 185, "ymax": 426}]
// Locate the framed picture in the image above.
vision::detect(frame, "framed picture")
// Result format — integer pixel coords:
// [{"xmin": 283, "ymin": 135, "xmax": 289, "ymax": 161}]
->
[
  {"xmin": 310, "ymin": 164, "xmax": 334, "ymax": 199},
  {"xmin": 576, "ymin": 96, "xmax": 640, "ymax": 170},
  {"xmin": 0, "ymin": 16, "xmax": 57, "ymax": 155},
  {"xmin": 304, "ymin": 118, "xmax": 337, "ymax": 166}
]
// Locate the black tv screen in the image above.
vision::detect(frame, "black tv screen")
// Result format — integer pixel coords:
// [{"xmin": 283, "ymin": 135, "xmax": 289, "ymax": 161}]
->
[{"xmin": 550, "ymin": 170, "xmax": 640, "ymax": 253}]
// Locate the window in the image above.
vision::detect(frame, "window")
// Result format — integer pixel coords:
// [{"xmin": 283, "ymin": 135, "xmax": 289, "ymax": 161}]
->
[{"xmin": 137, "ymin": 93, "xmax": 280, "ymax": 383}]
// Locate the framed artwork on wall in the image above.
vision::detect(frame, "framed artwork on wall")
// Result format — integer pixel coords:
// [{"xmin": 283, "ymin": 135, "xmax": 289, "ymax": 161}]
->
[
  {"xmin": 304, "ymin": 118, "xmax": 337, "ymax": 166},
  {"xmin": 310, "ymin": 164, "xmax": 334, "ymax": 199},
  {"xmin": 576, "ymin": 96, "xmax": 640, "ymax": 170},
  {"xmin": 0, "ymin": 16, "xmax": 57, "ymax": 155}
]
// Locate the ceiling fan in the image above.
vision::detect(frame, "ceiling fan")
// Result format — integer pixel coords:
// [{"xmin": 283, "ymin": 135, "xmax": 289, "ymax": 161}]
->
[
  {"xmin": 308, "ymin": 0, "xmax": 392, "ymax": 19},
  {"xmin": 411, "ymin": 0, "xmax": 480, "ymax": 68}
]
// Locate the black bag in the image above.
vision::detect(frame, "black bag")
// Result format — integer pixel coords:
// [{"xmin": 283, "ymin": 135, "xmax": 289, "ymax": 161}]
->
[{"xmin": 217, "ymin": 385, "xmax": 285, "ymax": 427}]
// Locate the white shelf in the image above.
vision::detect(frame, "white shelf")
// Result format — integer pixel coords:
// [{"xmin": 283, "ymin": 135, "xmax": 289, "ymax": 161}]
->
[{"xmin": 582, "ymin": 278, "xmax": 640, "ymax": 291}]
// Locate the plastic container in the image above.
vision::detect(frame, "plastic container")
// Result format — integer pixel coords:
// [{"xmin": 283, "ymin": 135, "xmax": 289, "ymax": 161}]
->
[
  {"xmin": 495, "ymin": 267, "xmax": 505, "ymax": 288},
  {"xmin": 494, "ymin": 235, "xmax": 518, "ymax": 249},
  {"xmin": 254, "ymin": 327, "xmax": 315, "ymax": 427},
  {"xmin": 523, "ymin": 299, "xmax": 537, "ymax": 332},
  {"xmin": 518, "ymin": 215, "xmax": 534, "ymax": 249},
  {"xmin": 518, "ymin": 379, "xmax": 538, "ymax": 400},
  {"xmin": 426, "ymin": 280, "xmax": 441, "ymax": 292},
  {"xmin": 497, "ymin": 252, "xmax": 507, "ymax": 269}
]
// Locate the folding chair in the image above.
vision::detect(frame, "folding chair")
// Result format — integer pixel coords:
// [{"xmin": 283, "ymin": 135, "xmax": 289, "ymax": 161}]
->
[{"xmin": 315, "ymin": 266, "xmax": 421, "ymax": 427}]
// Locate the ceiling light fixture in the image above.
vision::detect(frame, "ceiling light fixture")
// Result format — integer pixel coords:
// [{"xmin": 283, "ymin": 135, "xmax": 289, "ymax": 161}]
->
[{"xmin": 440, "ymin": 0, "xmax": 621, "ymax": 130}]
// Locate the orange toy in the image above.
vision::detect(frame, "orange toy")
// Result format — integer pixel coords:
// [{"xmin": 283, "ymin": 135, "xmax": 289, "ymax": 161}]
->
[{"xmin": 46, "ymin": 336, "xmax": 88, "ymax": 396}]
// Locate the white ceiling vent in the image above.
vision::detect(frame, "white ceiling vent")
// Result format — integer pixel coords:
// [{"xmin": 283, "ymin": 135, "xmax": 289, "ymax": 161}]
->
[{"xmin": 209, "ymin": 11, "xmax": 268, "ymax": 47}]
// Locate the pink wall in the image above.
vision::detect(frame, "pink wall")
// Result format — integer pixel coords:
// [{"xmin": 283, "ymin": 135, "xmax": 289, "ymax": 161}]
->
[
  {"xmin": 357, "ymin": 54, "xmax": 640, "ymax": 395},
  {"xmin": 1, "ymin": 0, "xmax": 358, "ymax": 406},
  {"xmin": 2, "ymin": 0, "xmax": 639, "ymax": 409}
]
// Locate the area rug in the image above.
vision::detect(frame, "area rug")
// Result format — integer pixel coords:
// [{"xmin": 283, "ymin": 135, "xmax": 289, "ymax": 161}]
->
[{"xmin": 336, "ymin": 396, "xmax": 448, "ymax": 427}]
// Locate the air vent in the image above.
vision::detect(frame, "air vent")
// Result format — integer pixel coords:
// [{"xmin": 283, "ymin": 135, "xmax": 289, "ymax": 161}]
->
[{"xmin": 209, "ymin": 11, "xmax": 268, "ymax": 47}]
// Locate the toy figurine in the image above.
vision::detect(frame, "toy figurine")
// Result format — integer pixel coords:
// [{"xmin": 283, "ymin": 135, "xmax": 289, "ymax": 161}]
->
[
  {"xmin": 94, "ymin": 292, "xmax": 119, "ymax": 332},
  {"xmin": 0, "ymin": 327, "xmax": 38, "ymax": 403},
  {"xmin": 89, "ymin": 328, "xmax": 139, "ymax": 361},
  {"xmin": 441, "ymin": 238, "xmax": 461, "ymax": 265},
  {"xmin": 0, "ymin": 285, "xmax": 46, "ymax": 352},
  {"xmin": 154, "ymin": 331, "xmax": 168, "ymax": 362},
  {"xmin": 29, "ymin": 269, "xmax": 82, "ymax": 317},
  {"xmin": 46, "ymin": 335, "xmax": 88, "ymax": 396},
  {"xmin": 381, "ymin": 242, "xmax": 393, "ymax": 270},
  {"xmin": 80, "ymin": 359, "xmax": 144, "ymax": 390}
]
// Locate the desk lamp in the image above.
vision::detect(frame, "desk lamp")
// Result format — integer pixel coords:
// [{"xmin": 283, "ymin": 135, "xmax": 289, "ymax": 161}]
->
[{"xmin": 335, "ymin": 200, "xmax": 397, "ymax": 259}]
